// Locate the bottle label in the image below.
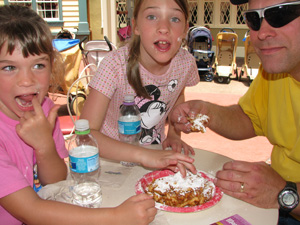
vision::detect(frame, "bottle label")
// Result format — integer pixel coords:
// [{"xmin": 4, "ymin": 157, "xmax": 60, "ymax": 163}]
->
[
  {"xmin": 69, "ymin": 146, "xmax": 99, "ymax": 173},
  {"xmin": 118, "ymin": 120, "xmax": 141, "ymax": 135}
]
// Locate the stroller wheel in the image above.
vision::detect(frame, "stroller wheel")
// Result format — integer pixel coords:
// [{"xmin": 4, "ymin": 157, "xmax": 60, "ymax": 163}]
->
[
  {"xmin": 204, "ymin": 72, "xmax": 214, "ymax": 82},
  {"xmin": 217, "ymin": 77, "xmax": 224, "ymax": 83},
  {"xmin": 239, "ymin": 70, "xmax": 244, "ymax": 81},
  {"xmin": 235, "ymin": 69, "xmax": 239, "ymax": 80},
  {"xmin": 226, "ymin": 77, "xmax": 231, "ymax": 84}
]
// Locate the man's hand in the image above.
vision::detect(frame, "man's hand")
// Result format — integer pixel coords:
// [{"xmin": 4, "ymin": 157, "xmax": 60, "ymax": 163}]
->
[{"xmin": 214, "ymin": 160, "xmax": 286, "ymax": 208}]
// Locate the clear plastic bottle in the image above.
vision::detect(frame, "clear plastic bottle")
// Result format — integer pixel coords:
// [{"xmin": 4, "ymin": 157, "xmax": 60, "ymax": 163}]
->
[
  {"xmin": 68, "ymin": 119, "xmax": 102, "ymax": 208},
  {"xmin": 118, "ymin": 95, "xmax": 141, "ymax": 166}
]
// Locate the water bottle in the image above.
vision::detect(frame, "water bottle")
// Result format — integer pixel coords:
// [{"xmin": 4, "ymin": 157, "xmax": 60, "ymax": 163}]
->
[
  {"xmin": 68, "ymin": 119, "xmax": 102, "ymax": 208},
  {"xmin": 118, "ymin": 95, "xmax": 141, "ymax": 166}
]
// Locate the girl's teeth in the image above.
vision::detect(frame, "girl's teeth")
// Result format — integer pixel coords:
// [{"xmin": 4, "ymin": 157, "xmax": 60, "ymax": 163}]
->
[
  {"xmin": 16, "ymin": 97, "xmax": 33, "ymax": 107},
  {"xmin": 159, "ymin": 41, "xmax": 167, "ymax": 44},
  {"xmin": 15, "ymin": 93, "xmax": 37, "ymax": 108}
]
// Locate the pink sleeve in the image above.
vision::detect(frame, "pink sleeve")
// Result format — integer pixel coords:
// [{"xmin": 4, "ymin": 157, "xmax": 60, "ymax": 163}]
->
[
  {"xmin": 0, "ymin": 150, "xmax": 30, "ymax": 224},
  {"xmin": 0, "ymin": 151, "xmax": 29, "ymax": 199}
]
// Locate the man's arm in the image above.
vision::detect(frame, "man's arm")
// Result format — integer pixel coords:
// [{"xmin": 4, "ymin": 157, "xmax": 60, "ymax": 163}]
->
[{"xmin": 170, "ymin": 100, "xmax": 256, "ymax": 140}]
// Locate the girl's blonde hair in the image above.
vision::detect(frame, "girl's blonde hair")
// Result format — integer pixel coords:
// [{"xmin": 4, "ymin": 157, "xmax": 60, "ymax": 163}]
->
[
  {"xmin": 127, "ymin": 0, "xmax": 189, "ymax": 99},
  {"xmin": 0, "ymin": 5, "xmax": 64, "ymax": 93}
]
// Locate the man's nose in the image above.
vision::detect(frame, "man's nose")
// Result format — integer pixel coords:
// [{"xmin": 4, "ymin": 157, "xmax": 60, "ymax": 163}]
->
[{"xmin": 256, "ymin": 19, "xmax": 276, "ymax": 40}]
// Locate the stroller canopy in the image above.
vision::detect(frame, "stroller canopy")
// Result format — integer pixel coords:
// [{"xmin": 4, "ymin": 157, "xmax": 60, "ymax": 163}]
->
[{"xmin": 188, "ymin": 26, "xmax": 213, "ymax": 52}]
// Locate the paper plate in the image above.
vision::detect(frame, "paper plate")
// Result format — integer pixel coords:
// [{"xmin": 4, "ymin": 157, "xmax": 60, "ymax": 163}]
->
[{"xmin": 135, "ymin": 170, "xmax": 223, "ymax": 213}]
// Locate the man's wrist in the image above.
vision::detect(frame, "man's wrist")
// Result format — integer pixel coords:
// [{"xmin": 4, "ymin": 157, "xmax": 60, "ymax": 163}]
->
[{"xmin": 278, "ymin": 181, "xmax": 299, "ymax": 215}]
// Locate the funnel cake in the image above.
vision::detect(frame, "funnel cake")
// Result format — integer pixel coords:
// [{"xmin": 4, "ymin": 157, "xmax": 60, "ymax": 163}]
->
[
  {"xmin": 187, "ymin": 114, "xmax": 209, "ymax": 133},
  {"xmin": 146, "ymin": 171, "xmax": 215, "ymax": 208}
]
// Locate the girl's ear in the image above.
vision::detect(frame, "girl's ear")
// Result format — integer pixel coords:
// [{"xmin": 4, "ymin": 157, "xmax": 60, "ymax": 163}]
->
[
  {"xmin": 132, "ymin": 18, "xmax": 140, "ymax": 36},
  {"xmin": 183, "ymin": 21, "xmax": 189, "ymax": 37},
  {"xmin": 179, "ymin": 22, "xmax": 189, "ymax": 43}
]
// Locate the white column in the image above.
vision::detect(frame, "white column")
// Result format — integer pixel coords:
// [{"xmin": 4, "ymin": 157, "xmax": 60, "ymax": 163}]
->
[{"xmin": 101, "ymin": 0, "xmax": 118, "ymax": 45}]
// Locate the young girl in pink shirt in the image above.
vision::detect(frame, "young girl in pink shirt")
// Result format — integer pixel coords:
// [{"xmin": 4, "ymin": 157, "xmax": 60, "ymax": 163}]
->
[
  {"xmin": 81, "ymin": 0, "xmax": 199, "ymax": 164},
  {"xmin": 0, "ymin": 4, "xmax": 195, "ymax": 225}
]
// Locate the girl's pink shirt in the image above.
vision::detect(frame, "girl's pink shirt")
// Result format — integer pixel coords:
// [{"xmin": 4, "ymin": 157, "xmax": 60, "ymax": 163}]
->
[
  {"xmin": 0, "ymin": 97, "xmax": 68, "ymax": 225},
  {"xmin": 89, "ymin": 45, "xmax": 199, "ymax": 145}
]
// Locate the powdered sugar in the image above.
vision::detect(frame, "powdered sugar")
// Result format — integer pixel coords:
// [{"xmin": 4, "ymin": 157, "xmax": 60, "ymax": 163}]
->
[
  {"xmin": 135, "ymin": 170, "xmax": 223, "ymax": 212},
  {"xmin": 149, "ymin": 171, "xmax": 215, "ymax": 197},
  {"xmin": 177, "ymin": 115, "xmax": 183, "ymax": 123},
  {"xmin": 188, "ymin": 114, "xmax": 209, "ymax": 133}
]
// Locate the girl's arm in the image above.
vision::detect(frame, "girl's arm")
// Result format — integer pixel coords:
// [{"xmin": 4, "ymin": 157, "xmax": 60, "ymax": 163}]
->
[
  {"xmin": 80, "ymin": 89, "xmax": 196, "ymax": 174},
  {"xmin": 0, "ymin": 186, "xmax": 156, "ymax": 225},
  {"xmin": 16, "ymin": 98, "xmax": 67, "ymax": 185},
  {"xmin": 163, "ymin": 88, "xmax": 195, "ymax": 155}
]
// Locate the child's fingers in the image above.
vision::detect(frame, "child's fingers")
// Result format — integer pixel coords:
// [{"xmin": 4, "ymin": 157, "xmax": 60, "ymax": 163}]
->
[
  {"xmin": 147, "ymin": 207, "xmax": 157, "ymax": 223},
  {"xmin": 160, "ymin": 158, "xmax": 178, "ymax": 168},
  {"xmin": 176, "ymin": 163, "xmax": 187, "ymax": 177},
  {"xmin": 31, "ymin": 96, "xmax": 43, "ymax": 115},
  {"xmin": 132, "ymin": 193, "xmax": 153, "ymax": 202},
  {"xmin": 183, "ymin": 145, "xmax": 195, "ymax": 156},
  {"xmin": 47, "ymin": 104, "xmax": 60, "ymax": 127},
  {"xmin": 178, "ymin": 161, "xmax": 197, "ymax": 174}
]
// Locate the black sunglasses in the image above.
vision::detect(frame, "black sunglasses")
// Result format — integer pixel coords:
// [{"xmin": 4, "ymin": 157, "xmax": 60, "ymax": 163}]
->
[{"xmin": 243, "ymin": 1, "xmax": 300, "ymax": 31}]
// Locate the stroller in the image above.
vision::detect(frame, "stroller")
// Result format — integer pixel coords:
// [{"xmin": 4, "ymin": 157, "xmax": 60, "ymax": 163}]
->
[
  {"xmin": 213, "ymin": 28, "xmax": 238, "ymax": 84},
  {"xmin": 52, "ymin": 31, "xmax": 116, "ymax": 135},
  {"xmin": 79, "ymin": 36, "xmax": 117, "ymax": 75},
  {"xmin": 239, "ymin": 30, "xmax": 260, "ymax": 85},
  {"xmin": 188, "ymin": 26, "xmax": 215, "ymax": 82},
  {"xmin": 65, "ymin": 36, "xmax": 116, "ymax": 116}
]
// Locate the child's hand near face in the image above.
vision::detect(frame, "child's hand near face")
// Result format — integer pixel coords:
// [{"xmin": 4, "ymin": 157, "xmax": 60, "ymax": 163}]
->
[
  {"xmin": 16, "ymin": 96, "xmax": 67, "ymax": 185},
  {"xmin": 16, "ymin": 97, "xmax": 59, "ymax": 150}
]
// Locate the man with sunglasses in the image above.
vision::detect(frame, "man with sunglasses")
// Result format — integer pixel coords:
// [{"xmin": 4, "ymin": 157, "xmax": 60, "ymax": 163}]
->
[{"xmin": 170, "ymin": 0, "xmax": 300, "ymax": 224}]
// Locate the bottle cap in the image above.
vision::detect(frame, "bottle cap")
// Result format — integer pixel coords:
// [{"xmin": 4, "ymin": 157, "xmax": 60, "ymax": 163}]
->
[
  {"xmin": 75, "ymin": 119, "xmax": 89, "ymax": 131},
  {"xmin": 124, "ymin": 95, "xmax": 134, "ymax": 103}
]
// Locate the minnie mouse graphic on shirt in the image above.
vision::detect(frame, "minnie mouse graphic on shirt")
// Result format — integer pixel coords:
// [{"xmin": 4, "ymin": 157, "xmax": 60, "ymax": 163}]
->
[{"xmin": 135, "ymin": 79, "xmax": 178, "ymax": 145}]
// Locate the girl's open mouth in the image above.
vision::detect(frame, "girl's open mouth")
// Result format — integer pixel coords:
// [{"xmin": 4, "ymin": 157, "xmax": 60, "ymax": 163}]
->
[
  {"xmin": 15, "ymin": 93, "xmax": 38, "ymax": 110},
  {"xmin": 155, "ymin": 41, "xmax": 171, "ymax": 51}
]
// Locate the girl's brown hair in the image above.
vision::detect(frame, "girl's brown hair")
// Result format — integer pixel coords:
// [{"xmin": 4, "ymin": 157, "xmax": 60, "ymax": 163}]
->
[
  {"xmin": 127, "ymin": 0, "xmax": 189, "ymax": 99},
  {"xmin": 0, "ymin": 4, "xmax": 64, "ymax": 92}
]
